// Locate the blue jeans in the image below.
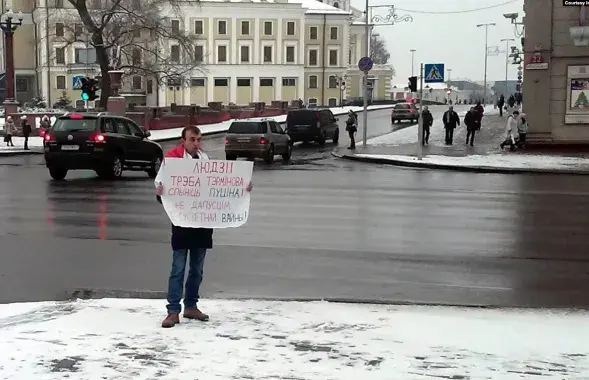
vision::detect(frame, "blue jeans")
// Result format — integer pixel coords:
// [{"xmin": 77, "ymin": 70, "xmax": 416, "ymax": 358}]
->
[{"xmin": 166, "ymin": 248, "xmax": 207, "ymax": 314}]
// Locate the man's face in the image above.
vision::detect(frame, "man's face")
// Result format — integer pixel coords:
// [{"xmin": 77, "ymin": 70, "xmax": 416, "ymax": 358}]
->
[
  {"xmin": 182, "ymin": 130, "xmax": 202, "ymax": 156},
  {"xmin": 449, "ymin": 107, "xmax": 453, "ymax": 112}
]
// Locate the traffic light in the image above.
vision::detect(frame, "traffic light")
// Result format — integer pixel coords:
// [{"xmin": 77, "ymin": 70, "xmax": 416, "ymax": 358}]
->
[
  {"xmin": 408, "ymin": 76, "xmax": 418, "ymax": 92},
  {"xmin": 80, "ymin": 77, "xmax": 99, "ymax": 101}
]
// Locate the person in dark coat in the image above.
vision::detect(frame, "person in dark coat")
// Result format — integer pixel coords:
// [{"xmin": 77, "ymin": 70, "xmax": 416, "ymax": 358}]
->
[
  {"xmin": 497, "ymin": 95, "xmax": 505, "ymax": 117},
  {"xmin": 345, "ymin": 110, "xmax": 358, "ymax": 149},
  {"xmin": 465, "ymin": 107, "xmax": 480, "ymax": 146},
  {"xmin": 442, "ymin": 106, "xmax": 460, "ymax": 145},
  {"xmin": 155, "ymin": 126, "xmax": 253, "ymax": 328},
  {"xmin": 21, "ymin": 117, "xmax": 32, "ymax": 150},
  {"xmin": 421, "ymin": 106, "xmax": 433, "ymax": 145}
]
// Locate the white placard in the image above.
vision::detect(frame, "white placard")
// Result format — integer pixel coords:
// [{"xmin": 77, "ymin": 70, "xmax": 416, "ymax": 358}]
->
[{"xmin": 155, "ymin": 158, "xmax": 253, "ymax": 228}]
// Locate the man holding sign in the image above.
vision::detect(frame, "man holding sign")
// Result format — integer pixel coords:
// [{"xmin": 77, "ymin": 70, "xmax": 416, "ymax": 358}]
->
[{"xmin": 155, "ymin": 126, "xmax": 253, "ymax": 328}]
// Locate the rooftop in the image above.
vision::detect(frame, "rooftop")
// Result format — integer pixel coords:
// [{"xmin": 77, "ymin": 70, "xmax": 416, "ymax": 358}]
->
[{"xmin": 198, "ymin": 0, "xmax": 351, "ymax": 14}]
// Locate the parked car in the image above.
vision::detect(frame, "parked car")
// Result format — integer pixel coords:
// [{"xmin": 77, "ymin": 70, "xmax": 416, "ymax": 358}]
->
[
  {"xmin": 391, "ymin": 102, "xmax": 420, "ymax": 123},
  {"xmin": 285, "ymin": 108, "xmax": 339, "ymax": 145},
  {"xmin": 43, "ymin": 112, "xmax": 163, "ymax": 180},
  {"xmin": 225, "ymin": 119, "xmax": 292, "ymax": 164}
]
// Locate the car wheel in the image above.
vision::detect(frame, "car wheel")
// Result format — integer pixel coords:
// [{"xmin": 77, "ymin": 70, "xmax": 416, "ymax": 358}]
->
[
  {"xmin": 226, "ymin": 153, "xmax": 237, "ymax": 160},
  {"xmin": 147, "ymin": 155, "xmax": 162, "ymax": 178},
  {"xmin": 332, "ymin": 129, "xmax": 339, "ymax": 144},
  {"xmin": 317, "ymin": 134, "xmax": 326, "ymax": 146},
  {"xmin": 98, "ymin": 155, "xmax": 123, "ymax": 179},
  {"xmin": 48, "ymin": 167, "xmax": 67, "ymax": 180},
  {"xmin": 282, "ymin": 144, "xmax": 292, "ymax": 162},
  {"xmin": 264, "ymin": 144, "xmax": 275, "ymax": 164}
]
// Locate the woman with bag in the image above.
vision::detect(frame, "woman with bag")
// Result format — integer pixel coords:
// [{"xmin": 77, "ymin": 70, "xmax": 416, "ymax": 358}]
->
[
  {"xmin": 346, "ymin": 110, "xmax": 358, "ymax": 149},
  {"xmin": 500, "ymin": 110, "xmax": 520, "ymax": 151},
  {"xmin": 4, "ymin": 116, "xmax": 16, "ymax": 147}
]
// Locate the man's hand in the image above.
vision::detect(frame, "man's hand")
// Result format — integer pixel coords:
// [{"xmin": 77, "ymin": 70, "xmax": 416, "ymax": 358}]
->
[
  {"xmin": 246, "ymin": 181, "xmax": 253, "ymax": 192},
  {"xmin": 156, "ymin": 182, "xmax": 164, "ymax": 196}
]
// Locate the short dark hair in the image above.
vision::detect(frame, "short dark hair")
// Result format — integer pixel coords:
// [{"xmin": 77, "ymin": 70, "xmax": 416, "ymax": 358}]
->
[
  {"xmin": 181, "ymin": 125, "xmax": 202, "ymax": 139},
  {"xmin": 513, "ymin": 110, "xmax": 520, "ymax": 115}
]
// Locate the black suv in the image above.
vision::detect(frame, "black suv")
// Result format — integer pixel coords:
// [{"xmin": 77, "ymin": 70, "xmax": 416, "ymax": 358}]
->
[
  {"xmin": 285, "ymin": 108, "xmax": 339, "ymax": 145},
  {"xmin": 44, "ymin": 113, "xmax": 163, "ymax": 180}
]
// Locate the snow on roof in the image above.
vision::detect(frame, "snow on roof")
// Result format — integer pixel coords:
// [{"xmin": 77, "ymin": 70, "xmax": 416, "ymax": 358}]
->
[{"xmin": 287, "ymin": 0, "xmax": 351, "ymax": 14}]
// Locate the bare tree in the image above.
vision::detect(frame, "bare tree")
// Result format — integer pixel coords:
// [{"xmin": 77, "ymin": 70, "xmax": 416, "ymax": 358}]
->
[
  {"xmin": 50, "ymin": 0, "xmax": 202, "ymax": 107},
  {"xmin": 370, "ymin": 33, "xmax": 390, "ymax": 65}
]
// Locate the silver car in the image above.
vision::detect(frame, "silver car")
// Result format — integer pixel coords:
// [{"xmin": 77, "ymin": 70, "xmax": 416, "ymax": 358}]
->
[{"xmin": 225, "ymin": 119, "xmax": 292, "ymax": 164}]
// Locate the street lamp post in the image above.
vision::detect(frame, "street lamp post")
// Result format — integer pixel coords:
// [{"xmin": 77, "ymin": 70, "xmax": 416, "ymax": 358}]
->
[
  {"xmin": 362, "ymin": 5, "xmax": 413, "ymax": 147},
  {"xmin": 477, "ymin": 22, "xmax": 496, "ymax": 105},
  {"xmin": 410, "ymin": 49, "xmax": 416, "ymax": 77},
  {"xmin": 0, "ymin": 9, "xmax": 23, "ymax": 105},
  {"xmin": 337, "ymin": 74, "xmax": 347, "ymax": 107},
  {"xmin": 501, "ymin": 38, "xmax": 515, "ymax": 96}
]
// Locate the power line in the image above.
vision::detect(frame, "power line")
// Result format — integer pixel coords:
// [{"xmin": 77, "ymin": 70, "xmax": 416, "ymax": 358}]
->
[{"xmin": 396, "ymin": 0, "xmax": 520, "ymax": 15}]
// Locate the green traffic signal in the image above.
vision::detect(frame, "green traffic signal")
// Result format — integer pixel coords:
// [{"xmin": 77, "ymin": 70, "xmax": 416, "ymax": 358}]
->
[{"xmin": 81, "ymin": 92, "xmax": 90, "ymax": 101}]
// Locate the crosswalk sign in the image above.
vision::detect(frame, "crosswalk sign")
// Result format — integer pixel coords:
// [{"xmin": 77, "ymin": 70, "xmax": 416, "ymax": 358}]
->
[
  {"xmin": 424, "ymin": 63, "xmax": 445, "ymax": 83},
  {"xmin": 72, "ymin": 75, "xmax": 85, "ymax": 90}
]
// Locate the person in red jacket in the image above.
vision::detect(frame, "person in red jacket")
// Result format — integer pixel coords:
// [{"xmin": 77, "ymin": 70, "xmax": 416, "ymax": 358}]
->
[{"xmin": 155, "ymin": 126, "xmax": 252, "ymax": 328}]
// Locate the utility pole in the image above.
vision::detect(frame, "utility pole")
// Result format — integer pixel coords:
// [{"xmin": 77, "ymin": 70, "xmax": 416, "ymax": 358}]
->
[
  {"xmin": 477, "ymin": 22, "xmax": 496, "ymax": 104},
  {"xmin": 417, "ymin": 63, "xmax": 424, "ymax": 160},
  {"xmin": 501, "ymin": 38, "xmax": 515, "ymax": 97},
  {"xmin": 447, "ymin": 68, "xmax": 452, "ymax": 103},
  {"xmin": 410, "ymin": 49, "xmax": 416, "ymax": 76}
]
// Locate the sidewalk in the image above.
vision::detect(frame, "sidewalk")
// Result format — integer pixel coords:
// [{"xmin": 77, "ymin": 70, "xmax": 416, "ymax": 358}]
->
[
  {"xmin": 335, "ymin": 107, "xmax": 589, "ymax": 174},
  {"xmin": 0, "ymin": 104, "xmax": 395, "ymax": 156},
  {"xmin": 1, "ymin": 298, "xmax": 588, "ymax": 379}
]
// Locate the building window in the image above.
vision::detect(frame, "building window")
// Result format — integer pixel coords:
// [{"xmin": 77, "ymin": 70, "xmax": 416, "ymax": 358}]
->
[
  {"xmin": 308, "ymin": 49, "xmax": 318, "ymax": 66},
  {"xmin": 241, "ymin": 21, "xmax": 250, "ymax": 35},
  {"xmin": 328, "ymin": 76, "xmax": 337, "ymax": 88},
  {"xmin": 16, "ymin": 78, "xmax": 28, "ymax": 92},
  {"xmin": 285, "ymin": 46, "xmax": 295, "ymax": 63},
  {"xmin": 286, "ymin": 21, "xmax": 295, "ymax": 35},
  {"xmin": 132, "ymin": 29, "xmax": 141, "ymax": 38},
  {"xmin": 147, "ymin": 79, "xmax": 153, "ymax": 94},
  {"xmin": 309, "ymin": 26, "xmax": 318, "ymax": 40},
  {"xmin": 264, "ymin": 21, "xmax": 273, "ymax": 35},
  {"xmin": 282, "ymin": 78, "xmax": 296, "ymax": 86},
  {"xmin": 309, "ymin": 75, "xmax": 318, "ymax": 89},
  {"xmin": 260, "ymin": 78, "xmax": 274, "ymax": 86},
  {"xmin": 55, "ymin": 47, "xmax": 66, "ymax": 64},
  {"xmin": 263, "ymin": 46, "xmax": 272, "ymax": 63},
  {"xmin": 240, "ymin": 45, "xmax": 250, "ymax": 63},
  {"xmin": 171, "ymin": 20, "xmax": 180, "ymax": 34},
  {"xmin": 218, "ymin": 20, "xmax": 227, "ymax": 35},
  {"xmin": 329, "ymin": 49, "xmax": 338, "ymax": 66},
  {"xmin": 333, "ymin": 1, "xmax": 339, "ymax": 7},
  {"xmin": 237, "ymin": 78, "xmax": 251, "ymax": 86},
  {"xmin": 308, "ymin": 98, "xmax": 318, "ymax": 106},
  {"xmin": 55, "ymin": 23, "xmax": 64, "ymax": 37},
  {"xmin": 91, "ymin": 0, "xmax": 101, "ymax": 8},
  {"xmin": 349, "ymin": 49, "xmax": 352, "ymax": 65},
  {"xmin": 214, "ymin": 78, "xmax": 228, "ymax": 86},
  {"xmin": 56, "ymin": 75, "xmax": 66, "ymax": 89},
  {"xmin": 132, "ymin": 48, "xmax": 141, "ymax": 65},
  {"xmin": 132, "ymin": 75, "xmax": 142, "ymax": 90},
  {"xmin": 74, "ymin": 23, "xmax": 83, "ymax": 38},
  {"xmin": 194, "ymin": 20, "xmax": 203, "ymax": 34},
  {"xmin": 328, "ymin": 98, "xmax": 337, "ymax": 107},
  {"xmin": 194, "ymin": 45, "xmax": 204, "ymax": 62},
  {"xmin": 168, "ymin": 76, "xmax": 182, "ymax": 86},
  {"xmin": 191, "ymin": 78, "xmax": 205, "ymax": 87},
  {"xmin": 170, "ymin": 45, "xmax": 180, "ymax": 62},
  {"xmin": 330, "ymin": 27, "xmax": 338, "ymax": 40},
  {"xmin": 218, "ymin": 45, "xmax": 227, "ymax": 63},
  {"xmin": 75, "ymin": 48, "xmax": 97, "ymax": 64}
]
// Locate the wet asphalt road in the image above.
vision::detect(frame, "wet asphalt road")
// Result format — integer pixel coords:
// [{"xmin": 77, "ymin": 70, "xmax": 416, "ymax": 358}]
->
[{"xmin": 1, "ymin": 107, "xmax": 589, "ymax": 309}]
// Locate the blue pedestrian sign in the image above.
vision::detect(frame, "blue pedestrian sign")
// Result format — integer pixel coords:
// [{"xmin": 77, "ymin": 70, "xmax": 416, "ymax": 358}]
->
[
  {"xmin": 424, "ymin": 63, "xmax": 445, "ymax": 83},
  {"xmin": 358, "ymin": 56, "xmax": 373, "ymax": 72},
  {"xmin": 72, "ymin": 75, "xmax": 85, "ymax": 90}
]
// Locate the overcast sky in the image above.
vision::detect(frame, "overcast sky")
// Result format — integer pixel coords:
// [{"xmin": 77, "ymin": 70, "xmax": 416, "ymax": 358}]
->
[{"xmin": 348, "ymin": 0, "xmax": 525, "ymax": 84}]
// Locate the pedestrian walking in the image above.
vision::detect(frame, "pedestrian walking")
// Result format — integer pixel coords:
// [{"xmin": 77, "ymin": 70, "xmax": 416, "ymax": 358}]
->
[
  {"xmin": 421, "ymin": 106, "xmax": 433, "ymax": 145},
  {"xmin": 442, "ymin": 106, "xmax": 460, "ymax": 145},
  {"xmin": 497, "ymin": 95, "xmax": 505, "ymax": 117},
  {"xmin": 464, "ymin": 107, "xmax": 479, "ymax": 147},
  {"xmin": 517, "ymin": 112, "xmax": 528, "ymax": 149},
  {"xmin": 500, "ymin": 110, "xmax": 520, "ymax": 151},
  {"xmin": 21, "ymin": 116, "xmax": 32, "ymax": 150},
  {"xmin": 155, "ymin": 126, "xmax": 253, "ymax": 328},
  {"xmin": 4, "ymin": 116, "xmax": 16, "ymax": 147},
  {"xmin": 345, "ymin": 110, "xmax": 358, "ymax": 149}
]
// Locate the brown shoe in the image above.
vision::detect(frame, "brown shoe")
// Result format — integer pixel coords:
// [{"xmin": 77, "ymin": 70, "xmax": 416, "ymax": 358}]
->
[
  {"xmin": 161, "ymin": 313, "xmax": 180, "ymax": 328},
  {"xmin": 183, "ymin": 308, "xmax": 209, "ymax": 322}
]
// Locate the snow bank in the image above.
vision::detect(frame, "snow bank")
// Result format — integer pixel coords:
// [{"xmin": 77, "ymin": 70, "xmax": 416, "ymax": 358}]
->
[{"xmin": 1, "ymin": 298, "xmax": 588, "ymax": 379}]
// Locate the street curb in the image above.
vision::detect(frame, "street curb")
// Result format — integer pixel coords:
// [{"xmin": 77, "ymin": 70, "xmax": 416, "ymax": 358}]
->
[
  {"xmin": 0, "ymin": 107, "xmax": 396, "ymax": 150},
  {"xmin": 65, "ymin": 288, "xmax": 589, "ymax": 310},
  {"xmin": 331, "ymin": 151, "xmax": 589, "ymax": 176},
  {"xmin": 0, "ymin": 149, "xmax": 44, "ymax": 156}
]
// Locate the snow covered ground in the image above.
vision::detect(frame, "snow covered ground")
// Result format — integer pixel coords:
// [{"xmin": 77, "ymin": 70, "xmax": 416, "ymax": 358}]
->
[
  {"xmin": 366, "ymin": 105, "xmax": 498, "ymax": 146},
  {"xmin": 1, "ymin": 298, "xmax": 588, "ymax": 380},
  {"xmin": 0, "ymin": 105, "xmax": 394, "ymax": 154},
  {"xmin": 354, "ymin": 153, "xmax": 589, "ymax": 172}
]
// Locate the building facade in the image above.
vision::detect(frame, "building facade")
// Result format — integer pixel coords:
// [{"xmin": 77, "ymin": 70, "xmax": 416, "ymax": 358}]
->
[
  {"xmin": 1, "ymin": 0, "xmax": 394, "ymax": 108},
  {"xmin": 523, "ymin": 0, "xmax": 589, "ymax": 143}
]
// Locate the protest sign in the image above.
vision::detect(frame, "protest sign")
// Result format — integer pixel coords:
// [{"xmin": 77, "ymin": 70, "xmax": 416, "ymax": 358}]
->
[{"xmin": 155, "ymin": 158, "xmax": 253, "ymax": 228}]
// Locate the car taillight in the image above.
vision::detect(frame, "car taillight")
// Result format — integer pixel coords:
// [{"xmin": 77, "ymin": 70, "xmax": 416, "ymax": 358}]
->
[
  {"xmin": 93, "ymin": 134, "xmax": 106, "ymax": 143},
  {"xmin": 225, "ymin": 137, "xmax": 229, "ymax": 145},
  {"xmin": 259, "ymin": 137, "xmax": 268, "ymax": 145},
  {"xmin": 44, "ymin": 134, "xmax": 55, "ymax": 142}
]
